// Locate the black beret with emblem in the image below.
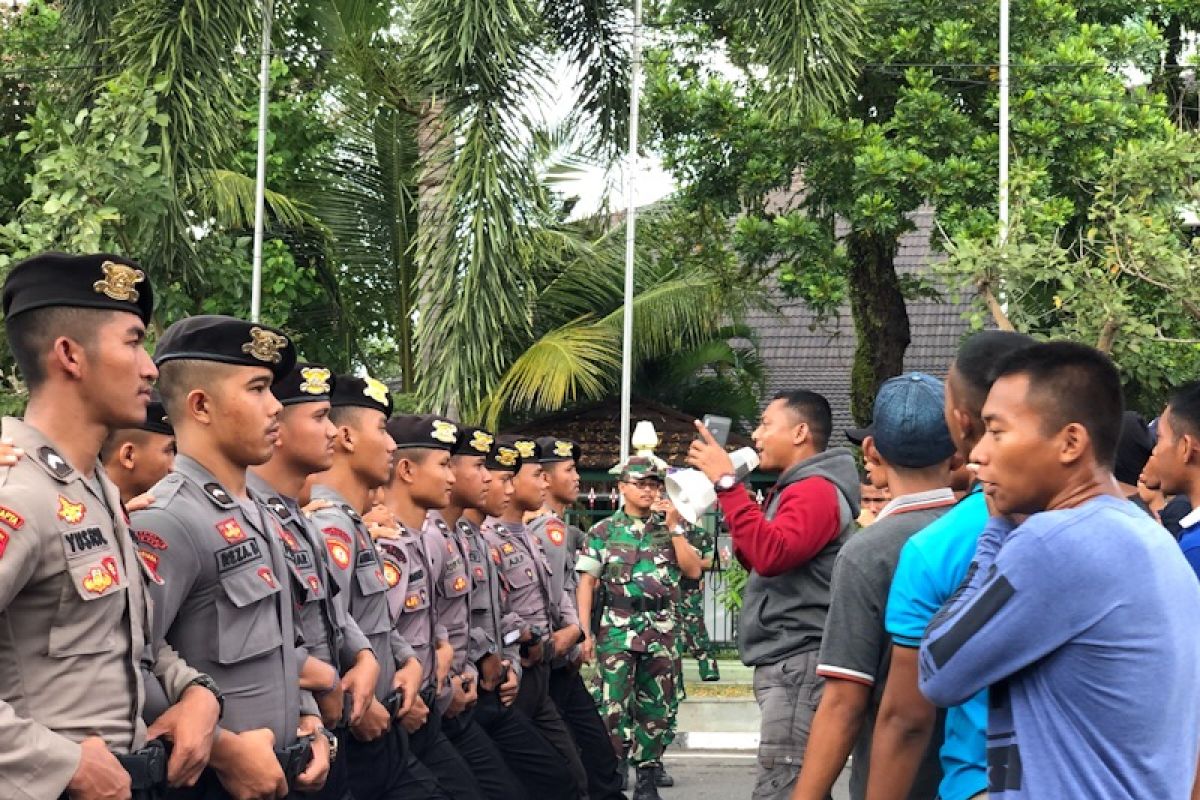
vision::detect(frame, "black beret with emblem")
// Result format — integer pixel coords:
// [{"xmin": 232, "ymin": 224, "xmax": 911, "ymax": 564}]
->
[
  {"xmin": 272, "ymin": 361, "xmax": 336, "ymax": 406},
  {"xmin": 153, "ymin": 314, "xmax": 296, "ymax": 382},
  {"xmin": 497, "ymin": 435, "xmax": 540, "ymax": 465},
  {"xmin": 484, "ymin": 440, "xmax": 523, "ymax": 473},
  {"xmin": 2, "ymin": 251, "xmax": 154, "ymax": 324},
  {"xmin": 140, "ymin": 392, "xmax": 174, "ymax": 437},
  {"xmin": 452, "ymin": 425, "xmax": 496, "ymax": 457},
  {"xmin": 534, "ymin": 436, "xmax": 580, "ymax": 464},
  {"xmin": 387, "ymin": 414, "xmax": 460, "ymax": 451},
  {"xmin": 330, "ymin": 373, "xmax": 393, "ymax": 417}
]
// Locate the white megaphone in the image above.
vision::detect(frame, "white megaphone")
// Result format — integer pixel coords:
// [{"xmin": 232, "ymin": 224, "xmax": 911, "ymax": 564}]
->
[{"xmin": 666, "ymin": 447, "xmax": 760, "ymax": 525}]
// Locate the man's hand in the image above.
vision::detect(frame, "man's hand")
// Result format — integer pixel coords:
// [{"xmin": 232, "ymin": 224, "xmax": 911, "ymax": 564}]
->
[
  {"xmin": 461, "ymin": 675, "xmax": 478, "ymax": 709},
  {"xmin": 580, "ymin": 634, "xmax": 595, "ymax": 664},
  {"xmin": 686, "ymin": 420, "xmax": 735, "ymax": 482},
  {"xmin": 67, "ymin": 736, "xmax": 132, "ymax": 800},
  {"xmin": 293, "ymin": 716, "xmax": 330, "ymax": 793},
  {"xmin": 362, "ymin": 504, "xmax": 395, "ymax": 528},
  {"xmin": 315, "ymin": 687, "xmax": 345, "ymax": 729},
  {"xmin": 300, "ymin": 499, "xmax": 335, "ymax": 518},
  {"xmin": 549, "ymin": 626, "xmax": 579, "ymax": 662},
  {"xmin": 401, "ymin": 693, "xmax": 430, "ymax": 733},
  {"xmin": 341, "ymin": 650, "xmax": 380, "ymax": 726},
  {"xmin": 125, "ymin": 492, "xmax": 155, "ymax": 513},
  {"xmin": 498, "ymin": 661, "xmax": 520, "ymax": 707},
  {"xmin": 392, "ymin": 657, "xmax": 421, "ymax": 720},
  {"xmin": 445, "ymin": 674, "xmax": 468, "ymax": 719},
  {"xmin": 434, "ymin": 640, "xmax": 454, "ymax": 693},
  {"xmin": 146, "ymin": 683, "xmax": 220, "ymax": 787},
  {"xmin": 350, "ymin": 699, "xmax": 390, "ymax": 742},
  {"xmin": 210, "ymin": 728, "xmax": 287, "ymax": 800},
  {"xmin": 477, "ymin": 653, "xmax": 504, "ymax": 692}
]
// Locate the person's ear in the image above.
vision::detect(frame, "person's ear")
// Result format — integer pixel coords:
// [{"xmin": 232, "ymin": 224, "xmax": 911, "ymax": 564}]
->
[
  {"xmin": 50, "ymin": 335, "xmax": 87, "ymax": 380},
  {"xmin": 862, "ymin": 436, "xmax": 885, "ymax": 469},
  {"xmin": 186, "ymin": 387, "xmax": 214, "ymax": 427},
  {"xmin": 1181, "ymin": 434, "xmax": 1199, "ymax": 466},
  {"xmin": 336, "ymin": 424, "xmax": 355, "ymax": 454},
  {"xmin": 118, "ymin": 441, "xmax": 137, "ymax": 471},
  {"xmin": 792, "ymin": 421, "xmax": 809, "ymax": 447},
  {"xmin": 952, "ymin": 406, "xmax": 976, "ymax": 445},
  {"xmin": 1058, "ymin": 422, "xmax": 1089, "ymax": 466}
]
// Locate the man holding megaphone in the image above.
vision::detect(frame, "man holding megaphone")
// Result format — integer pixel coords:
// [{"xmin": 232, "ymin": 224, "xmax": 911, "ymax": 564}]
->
[{"xmin": 687, "ymin": 392, "xmax": 861, "ymax": 800}]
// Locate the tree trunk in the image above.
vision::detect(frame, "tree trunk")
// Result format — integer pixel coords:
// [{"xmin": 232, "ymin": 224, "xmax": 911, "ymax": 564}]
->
[{"xmin": 846, "ymin": 230, "xmax": 911, "ymax": 425}]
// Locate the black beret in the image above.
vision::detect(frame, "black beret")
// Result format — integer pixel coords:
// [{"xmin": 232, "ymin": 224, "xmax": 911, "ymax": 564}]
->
[
  {"xmin": 140, "ymin": 393, "xmax": 174, "ymax": 437},
  {"xmin": 153, "ymin": 314, "xmax": 296, "ymax": 382},
  {"xmin": 498, "ymin": 435, "xmax": 540, "ymax": 465},
  {"xmin": 3, "ymin": 252, "xmax": 154, "ymax": 324},
  {"xmin": 387, "ymin": 414, "xmax": 459, "ymax": 451},
  {"xmin": 272, "ymin": 362, "xmax": 336, "ymax": 406},
  {"xmin": 534, "ymin": 436, "xmax": 580, "ymax": 464},
  {"xmin": 330, "ymin": 373, "xmax": 392, "ymax": 417},
  {"xmin": 484, "ymin": 440, "xmax": 523, "ymax": 473},
  {"xmin": 452, "ymin": 425, "xmax": 496, "ymax": 457}
]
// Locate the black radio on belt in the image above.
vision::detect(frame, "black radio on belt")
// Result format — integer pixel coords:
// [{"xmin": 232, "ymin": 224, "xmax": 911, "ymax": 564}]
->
[
  {"xmin": 276, "ymin": 735, "xmax": 314, "ymax": 787},
  {"xmin": 519, "ymin": 625, "xmax": 545, "ymax": 658},
  {"xmin": 117, "ymin": 737, "xmax": 171, "ymax": 791}
]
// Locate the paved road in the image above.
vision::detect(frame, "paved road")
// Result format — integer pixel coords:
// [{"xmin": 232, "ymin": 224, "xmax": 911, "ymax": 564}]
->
[{"xmin": 659, "ymin": 751, "xmax": 851, "ymax": 799}]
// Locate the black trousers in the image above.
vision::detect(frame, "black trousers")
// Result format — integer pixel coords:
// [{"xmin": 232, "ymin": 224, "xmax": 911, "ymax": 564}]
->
[
  {"xmin": 550, "ymin": 664, "xmax": 628, "ymax": 800},
  {"xmin": 474, "ymin": 687, "xmax": 578, "ymax": 800},
  {"xmin": 343, "ymin": 726, "xmax": 448, "ymax": 800},
  {"xmin": 442, "ymin": 706, "xmax": 526, "ymax": 800},
  {"xmin": 515, "ymin": 662, "xmax": 590, "ymax": 798},
  {"xmin": 408, "ymin": 702, "xmax": 485, "ymax": 800}
]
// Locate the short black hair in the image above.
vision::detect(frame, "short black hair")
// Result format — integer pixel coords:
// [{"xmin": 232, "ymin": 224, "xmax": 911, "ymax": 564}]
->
[
  {"xmin": 1166, "ymin": 381, "xmax": 1200, "ymax": 440},
  {"xmin": 6, "ymin": 306, "xmax": 112, "ymax": 391},
  {"xmin": 950, "ymin": 330, "xmax": 1036, "ymax": 416},
  {"xmin": 100, "ymin": 427, "xmax": 154, "ymax": 463},
  {"xmin": 329, "ymin": 405, "xmax": 367, "ymax": 427},
  {"xmin": 156, "ymin": 359, "xmax": 225, "ymax": 422},
  {"xmin": 992, "ymin": 341, "xmax": 1124, "ymax": 467},
  {"xmin": 774, "ymin": 389, "xmax": 832, "ymax": 450}
]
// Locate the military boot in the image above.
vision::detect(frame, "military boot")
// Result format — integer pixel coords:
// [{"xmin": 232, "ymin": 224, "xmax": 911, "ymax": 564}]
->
[
  {"xmin": 633, "ymin": 766, "xmax": 663, "ymax": 800},
  {"xmin": 654, "ymin": 763, "xmax": 675, "ymax": 787},
  {"xmin": 698, "ymin": 657, "xmax": 721, "ymax": 682}
]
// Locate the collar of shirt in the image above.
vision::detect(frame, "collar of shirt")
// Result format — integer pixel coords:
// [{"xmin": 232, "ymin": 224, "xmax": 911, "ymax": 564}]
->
[
  {"xmin": 875, "ymin": 487, "xmax": 957, "ymax": 522},
  {"xmin": 1179, "ymin": 504, "xmax": 1200, "ymax": 531}
]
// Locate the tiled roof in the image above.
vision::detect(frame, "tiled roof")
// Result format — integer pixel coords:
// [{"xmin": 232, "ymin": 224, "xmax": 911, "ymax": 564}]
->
[
  {"xmin": 744, "ymin": 206, "xmax": 978, "ymax": 441},
  {"xmin": 507, "ymin": 397, "xmax": 753, "ymax": 470}
]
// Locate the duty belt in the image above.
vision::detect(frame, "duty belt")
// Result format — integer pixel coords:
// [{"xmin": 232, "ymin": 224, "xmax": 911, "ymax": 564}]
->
[
  {"xmin": 58, "ymin": 739, "xmax": 170, "ymax": 799},
  {"xmin": 276, "ymin": 736, "xmax": 314, "ymax": 787},
  {"xmin": 607, "ymin": 593, "xmax": 676, "ymax": 614},
  {"xmin": 679, "ymin": 577, "xmax": 701, "ymax": 591}
]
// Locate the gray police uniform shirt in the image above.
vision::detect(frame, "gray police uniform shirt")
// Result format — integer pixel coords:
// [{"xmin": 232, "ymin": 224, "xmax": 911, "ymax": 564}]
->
[
  {"xmin": 425, "ymin": 511, "xmax": 475, "ymax": 679},
  {"xmin": 817, "ymin": 493, "xmax": 955, "ymax": 800},
  {"xmin": 527, "ymin": 510, "xmax": 582, "ymax": 665},
  {"xmin": 0, "ymin": 418, "xmax": 202, "ymax": 800},
  {"xmin": 459, "ymin": 516, "xmax": 522, "ymax": 672},
  {"xmin": 309, "ymin": 485, "xmax": 415, "ymax": 699},
  {"xmin": 132, "ymin": 455, "xmax": 309, "ymax": 746},
  {"xmin": 249, "ymin": 473, "xmax": 372, "ymax": 672},
  {"xmin": 481, "ymin": 518, "xmax": 556, "ymax": 633},
  {"xmin": 375, "ymin": 523, "xmax": 446, "ymax": 695}
]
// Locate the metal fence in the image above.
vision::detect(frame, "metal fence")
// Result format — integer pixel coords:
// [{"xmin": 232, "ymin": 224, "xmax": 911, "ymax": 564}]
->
[{"xmin": 564, "ymin": 503, "xmax": 741, "ymax": 651}]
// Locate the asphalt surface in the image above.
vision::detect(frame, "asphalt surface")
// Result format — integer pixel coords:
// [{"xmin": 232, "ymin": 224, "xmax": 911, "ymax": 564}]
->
[{"xmin": 657, "ymin": 751, "xmax": 851, "ymax": 799}]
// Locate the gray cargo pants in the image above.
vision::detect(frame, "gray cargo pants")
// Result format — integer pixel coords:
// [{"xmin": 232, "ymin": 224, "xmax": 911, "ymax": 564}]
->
[{"xmin": 751, "ymin": 649, "xmax": 826, "ymax": 800}]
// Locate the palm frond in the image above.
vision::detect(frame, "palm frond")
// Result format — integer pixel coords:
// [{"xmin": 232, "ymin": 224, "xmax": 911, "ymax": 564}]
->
[
  {"xmin": 598, "ymin": 271, "xmax": 730, "ymax": 362},
  {"xmin": 195, "ymin": 168, "xmax": 316, "ymax": 231},
  {"xmin": 481, "ymin": 320, "xmax": 621, "ymax": 429}
]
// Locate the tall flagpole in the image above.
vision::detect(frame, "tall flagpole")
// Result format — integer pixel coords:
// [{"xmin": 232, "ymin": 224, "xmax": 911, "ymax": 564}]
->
[
  {"xmin": 250, "ymin": 0, "xmax": 273, "ymax": 323},
  {"xmin": 619, "ymin": 0, "xmax": 642, "ymax": 464},
  {"xmin": 998, "ymin": 0, "xmax": 1010, "ymax": 246}
]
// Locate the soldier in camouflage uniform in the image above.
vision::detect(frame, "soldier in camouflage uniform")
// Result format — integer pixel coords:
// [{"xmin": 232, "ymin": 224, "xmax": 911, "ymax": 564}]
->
[{"xmin": 576, "ymin": 457, "xmax": 704, "ymax": 800}]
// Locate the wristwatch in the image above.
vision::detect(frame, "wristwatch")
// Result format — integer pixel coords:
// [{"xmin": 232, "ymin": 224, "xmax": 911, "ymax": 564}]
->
[
  {"xmin": 714, "ymin": 473, "xmax": 738, "ymax": 493},
  {"xmin": 184, "ymin": 674, "xmax": 224, "ymax": 719},
  {"xmin": 319, "ymin": 725, "xmax": 339, "ymax": 763}
]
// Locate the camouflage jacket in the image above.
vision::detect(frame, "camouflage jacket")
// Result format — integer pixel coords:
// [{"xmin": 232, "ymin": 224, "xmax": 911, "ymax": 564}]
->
[{"xmin": 578, "ymin": 510, "xmax": 680, "ymax": 656}]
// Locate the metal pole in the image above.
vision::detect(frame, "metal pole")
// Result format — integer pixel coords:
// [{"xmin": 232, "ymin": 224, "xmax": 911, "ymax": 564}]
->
[
  {"xmin": 998, "ymin": 0, "xmax": 1009, "ymax": 246},
  {"xmin": 250, "ymin": 0, "xmax": 273, "ymax": 323},
  {"xmin": 619, "ymin": 0, "xmax": 642, "ymax": 464}
]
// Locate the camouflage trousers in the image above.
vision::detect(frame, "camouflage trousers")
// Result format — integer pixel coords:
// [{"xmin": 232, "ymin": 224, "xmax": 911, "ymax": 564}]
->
[
  {"xmin": 590, "ymin": 647, "xmax": 677, "ymax": 767},
  {"xmin": 663, "ymin": 589, "xmax": 719, "ymax": 746}
]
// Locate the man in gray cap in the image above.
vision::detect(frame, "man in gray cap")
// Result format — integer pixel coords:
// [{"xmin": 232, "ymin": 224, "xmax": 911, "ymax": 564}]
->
[
  {"xmin": 0, "ymin": 253, "xmax": 220, "ymax": 800},
  {"xmin": 134, "ymin": 314, "xmax": 331, "ymax": 797}
]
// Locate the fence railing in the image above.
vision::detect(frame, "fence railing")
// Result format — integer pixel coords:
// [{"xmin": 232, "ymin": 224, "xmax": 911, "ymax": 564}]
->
[{"xmin": 564, "ymin": 505, "xmax": 741, "ymax": 651}]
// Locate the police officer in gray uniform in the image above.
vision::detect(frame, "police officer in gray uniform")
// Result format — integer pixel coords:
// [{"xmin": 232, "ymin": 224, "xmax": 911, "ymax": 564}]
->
[
  {"xmin": 530, "ymin": 437, "xmax": 626, "ymax": 800},
  {"xmin": 133, "ymin": 315, "xmax": 333, "ymax": 798},
  {"xmin": 0, "ymin": 253, "xmax": 221, "ymax": 800},
  {"xmin": 309, "ymin": 375, "xmax": 447, "ymax": 800},
  {"xmin": 248, "ymin": 362, "xmax": 384, "ymax": 800}
]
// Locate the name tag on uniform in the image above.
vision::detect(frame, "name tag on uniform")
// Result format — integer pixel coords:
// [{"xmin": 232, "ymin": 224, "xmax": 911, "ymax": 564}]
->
[{"xmin": 216, "ymin": 539, "xmax": 262, "ymax": 574}]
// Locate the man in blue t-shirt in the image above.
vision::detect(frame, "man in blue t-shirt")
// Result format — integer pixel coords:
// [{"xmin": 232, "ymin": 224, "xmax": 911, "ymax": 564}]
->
[
  {"xmin": 1146, "ymin": 381, "xmax": 1200, "ymax": 578},
  {"xmin": 920, "ymin": 342, "xmax": 1200, "ymax": 799},
  {"xmin": 867, "ymin": 330, "xmax": 1032, "ymax": 800}
]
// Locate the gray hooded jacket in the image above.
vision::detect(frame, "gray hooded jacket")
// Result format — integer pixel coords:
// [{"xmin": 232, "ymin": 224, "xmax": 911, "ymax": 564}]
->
[{"xmin": 737, "ymin": 447, "xmax": 861, "ymax": 666}]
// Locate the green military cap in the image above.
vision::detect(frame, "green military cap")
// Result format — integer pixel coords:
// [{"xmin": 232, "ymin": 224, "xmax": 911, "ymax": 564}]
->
[
  {"xmin": 272, "ymin": 362, "xmax": 336, "ymax": 406},
  {"xmin": 386, "ymin": 414, "xmax": 459, "ymax": 451},
  {"xmin": 154, "ymin": 314, "xmax": 296, "ymax": 382},
  {"xmin": 330, "ymin": 372, "xmax": 392, "ymax": 417},
  {"xmin": 2, "ymin": 251, "xmax": 154, "ymax": 324},
  {"xmin": 618, "ymin": 455, "xmax": 664, "ymax": 482}
]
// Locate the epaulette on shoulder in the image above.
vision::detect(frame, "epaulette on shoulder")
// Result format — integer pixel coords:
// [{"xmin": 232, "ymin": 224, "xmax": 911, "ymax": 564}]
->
[{"xmin": 144, "ymin": 472, "xmax": 186, "ymax": 509}]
